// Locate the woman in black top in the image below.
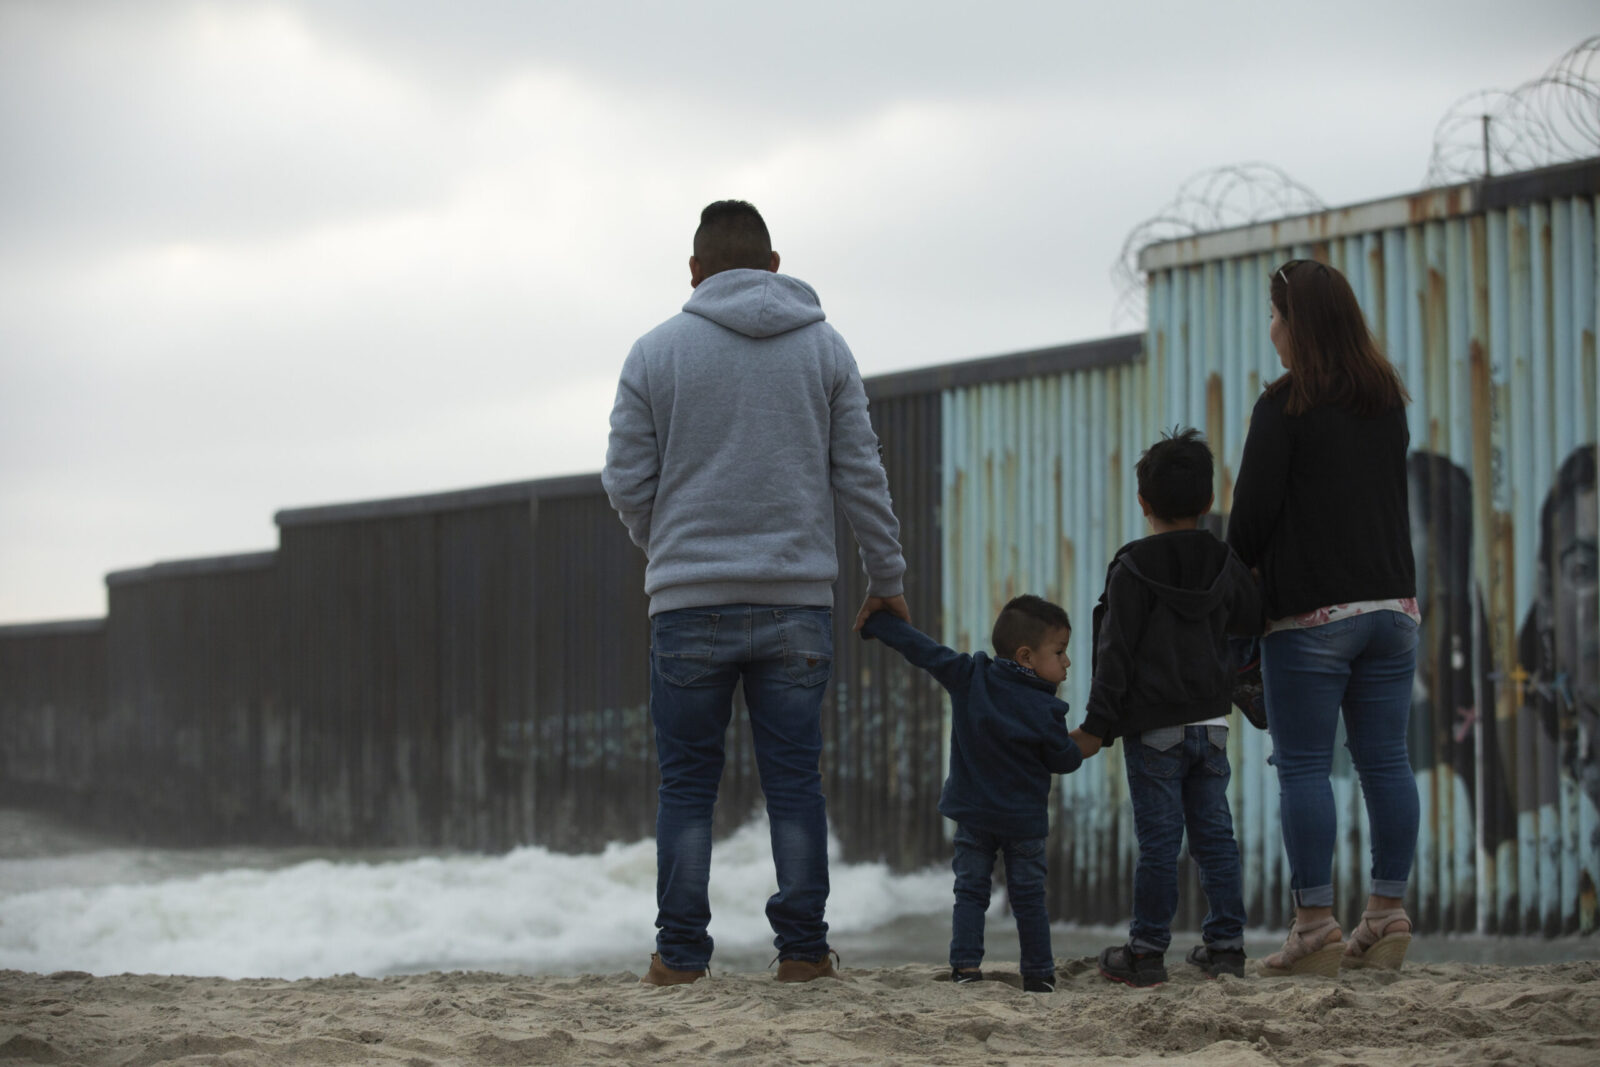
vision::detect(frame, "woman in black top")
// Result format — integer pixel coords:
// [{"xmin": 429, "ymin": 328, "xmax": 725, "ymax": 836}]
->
[{"xmin": 1227, "ymin": 260, "xmax": 1420, "ymax": 976}]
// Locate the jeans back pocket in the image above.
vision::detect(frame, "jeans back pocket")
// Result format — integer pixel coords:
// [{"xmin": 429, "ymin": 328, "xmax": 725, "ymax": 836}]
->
[
  {"xmin": 777, "ymin": 608, "xmax": 833, "ymax": 687},
  {"xmin": 651, "ymin": 610, "xmax": 719, "ymax": 686}
]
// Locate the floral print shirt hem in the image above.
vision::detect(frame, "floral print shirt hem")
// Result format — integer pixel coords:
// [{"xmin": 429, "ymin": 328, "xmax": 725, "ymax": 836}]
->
[{"xmin": 1266, "ymin": 597, "xmax": 1421, "ymax": 634}]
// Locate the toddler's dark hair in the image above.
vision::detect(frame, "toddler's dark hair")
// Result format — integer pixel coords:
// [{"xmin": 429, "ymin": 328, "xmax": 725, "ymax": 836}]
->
[
  {"xmin": 1136, "ymin": 426, "xmax": 1214, "ymax": 521},
  {"xmin": 992, "ymin": 594, "xmax": 1071, "ymax": 660}
]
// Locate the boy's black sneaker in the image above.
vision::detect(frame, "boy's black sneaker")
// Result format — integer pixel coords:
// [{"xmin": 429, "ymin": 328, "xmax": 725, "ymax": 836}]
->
[
  {"xmin": 951, "ymin": 967, "xmax": 983, "ymax": 984},
  {"xmin": 1022, "ymin": 975, "xmax": 1055, "ymax": 993},
  {"xmin": 1186, "ymin": 943, "xmax": 1246, "ymax": 978},
  {"xmin": 1097, "ymin": 944, "xmax": 1167, "ymax": 987}
]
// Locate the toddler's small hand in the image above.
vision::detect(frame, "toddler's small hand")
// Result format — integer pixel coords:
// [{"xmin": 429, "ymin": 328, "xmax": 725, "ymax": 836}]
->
[{"xmin": 1070, "ymin": 728, "xmax": 1102, "ymax": 758}]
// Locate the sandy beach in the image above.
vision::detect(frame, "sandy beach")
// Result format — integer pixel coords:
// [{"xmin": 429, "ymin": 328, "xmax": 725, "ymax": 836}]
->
[{"xmin": 4, "ymin": 958, "xmax": 1598, "ymax": 1066}]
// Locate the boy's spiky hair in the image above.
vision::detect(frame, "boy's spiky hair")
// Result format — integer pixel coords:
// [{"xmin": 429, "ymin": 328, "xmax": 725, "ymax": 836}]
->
[
  {"xmin": 992, "ymin": 594, "xmax": 1071, "ymax": 659},
  {"xmin": 1136, "ymin": 426, "xmax": 1214, "ymax": 521}
]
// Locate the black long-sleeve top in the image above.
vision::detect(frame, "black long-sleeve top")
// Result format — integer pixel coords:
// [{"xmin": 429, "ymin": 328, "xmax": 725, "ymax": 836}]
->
[{"xmin": 1225, "ymin": 386, "xmax": 1416, "ymax": 620}]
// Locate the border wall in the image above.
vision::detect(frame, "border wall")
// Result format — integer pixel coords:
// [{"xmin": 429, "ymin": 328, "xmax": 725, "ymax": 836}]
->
[{"xmin": 1, "ymin": 159, "xmax": 1596, "ymax": 934}]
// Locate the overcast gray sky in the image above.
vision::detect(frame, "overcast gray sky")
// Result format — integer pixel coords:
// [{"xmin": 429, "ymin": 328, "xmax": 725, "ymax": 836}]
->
[{"xmin": 1, "ymin": 0, "xmax": 1594, "ymax": 624}]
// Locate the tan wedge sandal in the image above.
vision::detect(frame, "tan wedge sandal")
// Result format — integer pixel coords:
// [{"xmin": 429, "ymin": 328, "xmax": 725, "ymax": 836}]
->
[
  {"xmin": 1259, "ymin": 916, "xmax": 1343, "ymax": 977},
  {"xmin": 1342, "ymin": 908, "xmax": 1412, "ymax": 970}
]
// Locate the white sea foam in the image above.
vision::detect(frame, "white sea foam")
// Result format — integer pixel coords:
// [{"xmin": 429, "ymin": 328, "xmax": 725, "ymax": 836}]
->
[{"xmin": 0, "ymin": 816, "xmax": 957, "ymax": 979}]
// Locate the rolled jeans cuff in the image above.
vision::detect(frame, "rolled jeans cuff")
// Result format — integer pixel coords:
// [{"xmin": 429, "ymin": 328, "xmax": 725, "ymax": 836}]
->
[
  {"xmin": 1371, "ymin": 878, "xmax": 1408, "ymax": 900},
  {"xmin": 1292, "ymin": 884, "xmax": 1335, "ymax": 909},
  {"xmin": 1129, "ymin": 935, "xmax": 1168, "ymax": 956}
]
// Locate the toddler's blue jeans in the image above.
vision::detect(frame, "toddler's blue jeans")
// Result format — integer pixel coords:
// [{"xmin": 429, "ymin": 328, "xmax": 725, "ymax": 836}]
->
[{"xmin": 949, "ymin": 823, "xmax": 1054, "ymax": 979}]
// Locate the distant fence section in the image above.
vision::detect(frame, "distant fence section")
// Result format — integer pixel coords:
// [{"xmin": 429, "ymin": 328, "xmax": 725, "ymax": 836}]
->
[
  {"xmin": 0, "ymin": 409, "xmax": 947, "ymax": 870},
  {"xmin": 0, "ymin": 619, "xmax": 103, "ymax": 810},
  {"xmin": 2, "ymin": 159, "xmax": 1596, "ymax": 936}
]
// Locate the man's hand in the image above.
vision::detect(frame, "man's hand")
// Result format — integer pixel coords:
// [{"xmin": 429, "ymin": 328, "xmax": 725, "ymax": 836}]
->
[
  {"xmin": 1070, "ymin": 728, "xmax": 1102, "ymax": 758},
  {"xmin": 854, "ymin": 594, "xmax": 910, "ymax": 632}
]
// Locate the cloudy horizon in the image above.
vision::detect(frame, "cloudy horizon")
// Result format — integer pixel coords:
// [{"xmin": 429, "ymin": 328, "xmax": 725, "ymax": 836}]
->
[{"xmin": 2, "ymin": 0, "xmax": 1594, "ymax": 624}]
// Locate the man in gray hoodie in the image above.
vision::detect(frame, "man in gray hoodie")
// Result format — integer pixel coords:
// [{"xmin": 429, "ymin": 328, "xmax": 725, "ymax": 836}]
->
[{"xmin": 604, "ymin": 200, "xmax": 908, "ymax": 986}]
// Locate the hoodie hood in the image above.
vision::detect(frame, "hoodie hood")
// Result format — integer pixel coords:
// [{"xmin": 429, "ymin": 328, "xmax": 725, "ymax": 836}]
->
[
  {"xmin": 683, "ymin": 269, "xmax": 826, "ymax": 339},
  {"xmin": 1113, "ymin": 529, "xmax": 1234, "ymax": 621}
]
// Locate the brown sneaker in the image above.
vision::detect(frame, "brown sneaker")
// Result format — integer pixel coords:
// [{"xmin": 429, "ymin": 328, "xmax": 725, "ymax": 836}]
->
[
  {"xmin": 775, "ymin": 949, "xmax": 841, "ymax": 983},
  {"xmin": 640, "ymin": 953, "xmax": 706, "ymax": 986}
]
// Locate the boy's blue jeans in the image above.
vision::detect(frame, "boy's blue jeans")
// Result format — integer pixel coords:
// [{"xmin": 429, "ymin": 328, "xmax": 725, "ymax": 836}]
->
[
  {"xmin": 649, "ymin": 604, "xmax": 833, "ymax": 971},
  {"xmin": 1124, "ymin": 724, "xmax": 1246, "ymax": 955},
  {"xmin": 949, "ymin": 823, "xmax": 1054, "ymax": 979},
  {"xmin": 1261, "ymin": 611, "xmax": 1419, "ymax": 908}
]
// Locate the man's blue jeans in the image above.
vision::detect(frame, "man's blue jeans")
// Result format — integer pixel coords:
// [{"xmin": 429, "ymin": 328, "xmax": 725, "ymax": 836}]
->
[
  {"xmin": 649, "ymin": 604, "xmax": 833, "ymax": 971},
  {"xmin": 949, "ymin": 823, "xmax": 1054, "ymax": 979},
  {"xmin": 1261, "ymin": 611, "xmax": 1419, "ymax": 908},
  {"xmin": 1124, "ymin": 724, "xmax": 1246, "ymax": 955}
]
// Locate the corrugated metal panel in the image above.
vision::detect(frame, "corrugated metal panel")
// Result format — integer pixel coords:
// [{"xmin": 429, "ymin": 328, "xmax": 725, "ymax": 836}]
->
[
  {"xmin": 831, "ymin": 389, "xmax": 946, "ymax": 870},
  {"xmin": 525, "ymin": 490, "xmax": 655, "ymax": 851},
  {"xmin": 1134, "ymin": 184, "xmax": 1599, "ymax": 934},
  {"xmin": 943, "ymin": 366, "xmax": 1142, "ymax": 924},
  {"xmin": 103, "ymin": 554, "xmax": 282, "ymax": 843},
  {"xmin": 0, "ymin": 621, "xmax": 104, "ymax": 806}
]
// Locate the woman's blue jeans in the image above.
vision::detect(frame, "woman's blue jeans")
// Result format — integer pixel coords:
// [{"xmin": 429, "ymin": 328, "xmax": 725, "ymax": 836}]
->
[
  {"xmin": 649, "ymin": 604, "xmax": 833, "ymax": 971},
  {"xmin": 949, "ymin": 823, "xmax": 1053, "ymax": 979},
  {"xmin": 1262, "ymin": 611, "xmax": 1420, "ymax": 909}
]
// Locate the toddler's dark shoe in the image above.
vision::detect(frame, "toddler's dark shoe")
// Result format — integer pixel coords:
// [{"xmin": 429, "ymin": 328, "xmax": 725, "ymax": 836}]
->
[
  {"xmin": 1097, "ymin": 944, "xmax": 1167, "ymax": 987},
  {"xmin": 1022, "ymin": 975, "xmax": 1056, "ymax": 993},
  {"xmin": 1186, "ymin": 943, "xmax": 1247, "ymax": 978},
  {"xmin": 951, "ymin": 966, "xmax": 983, "ymax": 984}
]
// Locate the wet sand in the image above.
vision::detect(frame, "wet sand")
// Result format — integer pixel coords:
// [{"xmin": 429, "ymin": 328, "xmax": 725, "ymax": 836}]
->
[{"xmin": 4, "ymin": 958, "xmax": 1598, "ymax": 1066}]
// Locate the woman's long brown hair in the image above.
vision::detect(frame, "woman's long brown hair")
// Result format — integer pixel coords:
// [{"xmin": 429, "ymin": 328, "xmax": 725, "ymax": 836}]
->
[{"xmin": 1267, "ymin": 260, "xmax": 1410, "ymax": 416}]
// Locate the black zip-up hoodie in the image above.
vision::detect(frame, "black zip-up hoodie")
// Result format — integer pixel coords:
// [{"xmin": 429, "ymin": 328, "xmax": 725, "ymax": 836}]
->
[{"xmin": 1081, "ymin": 529, "xmax": 1263, "ymax": 742}]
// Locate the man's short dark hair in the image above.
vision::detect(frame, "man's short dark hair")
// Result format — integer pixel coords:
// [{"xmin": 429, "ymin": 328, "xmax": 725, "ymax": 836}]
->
[
  {"xmin": 1136, "ymin": 426, "xmax": 1214, "ymax": 521},
  {"xmin": 693, "ymin": 200, "xmax": 772, "ymax": 277},
  {"xmin": 992, "ymin": 594, "xmax": 1071, "ymax": 660}
]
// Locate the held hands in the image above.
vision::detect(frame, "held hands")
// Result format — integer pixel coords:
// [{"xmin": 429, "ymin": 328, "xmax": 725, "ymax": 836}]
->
[
  {"xmin": 1070, "ymin": 728, "xmax": 1103, "ymax": 758},
  {"xmin": 853, "ymin": 594, "xmax": 910, "ymax": 632}
]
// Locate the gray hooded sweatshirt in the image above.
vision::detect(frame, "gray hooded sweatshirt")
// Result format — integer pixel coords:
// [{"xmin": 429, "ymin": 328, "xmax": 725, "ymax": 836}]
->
[{"xmin": 602, "ymin": 268, "xmax": 906, "ymax": 616}]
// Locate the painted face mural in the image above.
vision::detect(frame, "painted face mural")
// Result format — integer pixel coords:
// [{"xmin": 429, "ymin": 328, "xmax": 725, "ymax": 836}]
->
[{"xmin": 1517, "ymin": 444, "xmax": 1599, "ymax": 933}]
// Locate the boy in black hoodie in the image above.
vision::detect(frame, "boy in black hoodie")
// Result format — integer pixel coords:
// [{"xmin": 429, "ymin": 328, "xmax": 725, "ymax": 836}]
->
[
  {"xmin": 861, "ymin": 595, "xmax": 1082, "ymax": 992},
  {"xmin": 1071, "ymin": 428, "xmax": 1263, "ymax": 986}
]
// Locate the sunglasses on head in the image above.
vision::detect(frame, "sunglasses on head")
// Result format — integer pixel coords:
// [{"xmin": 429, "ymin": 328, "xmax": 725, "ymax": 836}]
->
[{"xmin": 1275, "ymin": 259, "xmax": 1330, "ymax": 286}]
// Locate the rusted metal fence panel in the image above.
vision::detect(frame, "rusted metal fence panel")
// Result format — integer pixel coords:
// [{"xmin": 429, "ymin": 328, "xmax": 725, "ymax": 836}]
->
[
  {"xmin": 1136, "ymin": 159, "xmax": 1600, "ymax": 934},
  {"xmin": 263, "ymin": 430, "xmax": 944, "ymax": 867},
  {"xmin": 0, "ymin": 620, "xmax": 104, "ymax": 808},
  {"xmin": 102, "ymin": 553, "xmax": 282, "ymax": 843},
  {"xmin": 522, "ymin": 483, "xmax": 656, "ymax": 851},
  {"xmin": 278, "ymin": 512, "xmax": 442, "ymax": 845},
  {"xmin": 277, "ymin": 483, "xmax": 555, "ymax": 852},
  {"xmin": 830, "ymin": 387, "xmax": 946, "ymax": 870}
]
